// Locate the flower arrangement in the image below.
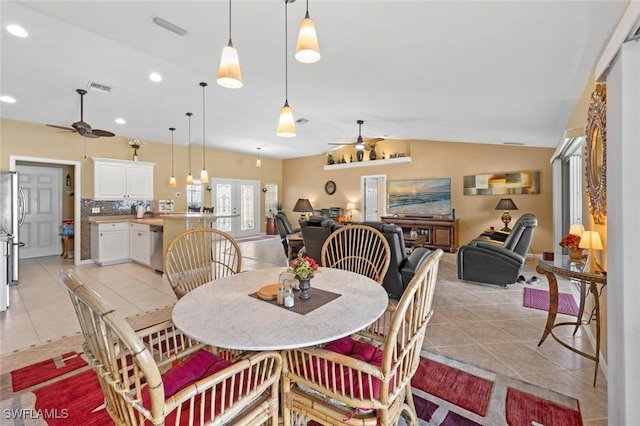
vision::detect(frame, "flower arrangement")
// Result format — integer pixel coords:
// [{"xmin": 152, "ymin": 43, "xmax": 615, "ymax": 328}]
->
[
  {"xmin": 128, "ymin": 138, "xmax": 144, "ymax": 153},
  {"xmin": 559, "ymin": 233, "xmax": 581, "ymax": 250},
  {"xmin": 289, "ymin": 253, "xmax": 319, "ymax": 279}
]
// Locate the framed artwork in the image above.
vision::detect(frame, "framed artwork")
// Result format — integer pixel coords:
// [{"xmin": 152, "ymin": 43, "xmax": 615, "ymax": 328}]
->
[
  {"xmin": 463, "ymin": 171, "xmax": 540, "ymax": 195},
  {"xmin": 388, "ymin": 178, "xmax": 451, "ymax": 216}
]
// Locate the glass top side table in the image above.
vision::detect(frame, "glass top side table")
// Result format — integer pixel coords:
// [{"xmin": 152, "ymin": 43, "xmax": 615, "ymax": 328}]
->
[{"xmin": 536, "ymin": 256, "xmax": 607, "ymax": 386}]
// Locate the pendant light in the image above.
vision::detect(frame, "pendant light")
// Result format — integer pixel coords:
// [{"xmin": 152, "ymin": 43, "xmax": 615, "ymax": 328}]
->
[
  {"xmin": 217, "ymin": 0, "xmax": 243, "ymax": 88},
  {"xmin": 256, "ymin": 147, "xmax": 262, "ymax": 167},
  {"xmin": 169, "ymin": 127, "xmax": 177, "ymax": 187},
  {"xmin": 186, "ymin": 112, "xmax": 194, "ymax": 185},
  {"xmin": 277, "ymin": 0, "xmax": 296, "ymax": 137},
  {"xmin": 295, "ymin": 0, "xmax": 320, "ymax": 63},
  {"xmin": 199, "ymin": 82, "xmax": 209, "ymax": 183}
]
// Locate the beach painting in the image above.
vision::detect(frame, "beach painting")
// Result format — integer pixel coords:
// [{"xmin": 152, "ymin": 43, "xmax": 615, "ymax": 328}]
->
[{"xmin": 388, "ymin": 178, "xmax": 451, "ymax": 216}]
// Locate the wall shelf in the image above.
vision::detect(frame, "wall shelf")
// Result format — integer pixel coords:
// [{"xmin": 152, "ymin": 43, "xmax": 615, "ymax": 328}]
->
[{"xmin": 323, "ymin": 156, "xmax": 411, "ymax": 170}]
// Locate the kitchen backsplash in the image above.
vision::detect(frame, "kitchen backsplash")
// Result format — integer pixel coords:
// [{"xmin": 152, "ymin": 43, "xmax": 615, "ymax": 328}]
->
[{"xmin": 79, "ymin": 199, "xmax": 151, "ymax": 260}]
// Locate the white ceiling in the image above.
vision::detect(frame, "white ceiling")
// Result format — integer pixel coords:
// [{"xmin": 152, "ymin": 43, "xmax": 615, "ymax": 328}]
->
[{"xmin": 0, "ymin": 1, "xmax": 626, "ymax": 159}]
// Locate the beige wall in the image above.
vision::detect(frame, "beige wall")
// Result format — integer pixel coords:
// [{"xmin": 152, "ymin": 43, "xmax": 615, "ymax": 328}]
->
[
  {"xmin": 283, "ymin": 139, "xmax": 555, "ymax": 252},
  {"xmin": 1, "ymin": 118, "xmax": 283, "ymax": 232}
]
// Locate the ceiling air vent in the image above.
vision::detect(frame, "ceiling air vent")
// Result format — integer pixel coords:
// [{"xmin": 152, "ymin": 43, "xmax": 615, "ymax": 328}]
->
[
  {"xmin": 296, "ymin": 118, "xmax": 309, "ymax": 125},
  {"xmin": 152, "ymin": 16, "xmax": 189, "ymax": 36},
  {"xmin": 87, "ymin": 81, "xmax": 112, "ymax": 94}
]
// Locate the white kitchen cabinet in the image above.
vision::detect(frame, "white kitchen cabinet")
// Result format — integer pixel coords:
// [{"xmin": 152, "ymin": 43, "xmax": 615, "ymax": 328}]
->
[
  {"xmin": 91, "ymin": 222, "xmax": 130, "ymax": 266},
  {"xmin": 129, "ymin": 223, "xmax": 151, "ymax": 266},
  {"xmin": 92, "ymin": 157, "xmax": 155, "ymax": 200}
]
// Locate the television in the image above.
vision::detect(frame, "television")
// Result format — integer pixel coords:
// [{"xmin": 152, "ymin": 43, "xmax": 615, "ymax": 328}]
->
[{"xmin": 388, "ymin": 178, "xmax": 451, "ymax": 217}]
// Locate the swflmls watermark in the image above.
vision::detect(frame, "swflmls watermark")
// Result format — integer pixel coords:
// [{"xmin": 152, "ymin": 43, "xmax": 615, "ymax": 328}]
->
[{"xmin": 3, "ymin": 408, "xmax": 69, "ymax": 419}]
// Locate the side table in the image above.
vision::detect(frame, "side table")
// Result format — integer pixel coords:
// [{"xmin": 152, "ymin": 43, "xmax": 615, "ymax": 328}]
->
[{"xmin": 536, "ymin": 257, "xmax": 607, "ymax": 385}]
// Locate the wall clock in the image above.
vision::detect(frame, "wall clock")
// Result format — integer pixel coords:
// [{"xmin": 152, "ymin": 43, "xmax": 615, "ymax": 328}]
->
[{"xmin": 324, "ymin": 180, "xmax": 336, "ymax": 195}]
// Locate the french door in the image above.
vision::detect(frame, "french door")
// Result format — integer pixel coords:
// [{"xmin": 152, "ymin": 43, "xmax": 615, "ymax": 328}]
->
[{"xmin": 210, "ymin": 179, "xmax": 259, "ymax": 238}]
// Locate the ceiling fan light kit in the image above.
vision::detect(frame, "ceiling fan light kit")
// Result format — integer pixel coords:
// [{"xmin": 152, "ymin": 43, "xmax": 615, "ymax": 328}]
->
[
  {"xmin": 277, "ymin": 0, "xmax": 296, "ymax": 137},
  {"xmin": 328, "ymin": 119, "xmax": 383, "ymax": 151},
  {"xmin": 295, "ymin": 0, "xmax": 321, "ymax": 64},
  {"xmin": 217, "ymin": 0, "xmax": 243, "ymax": 89}
]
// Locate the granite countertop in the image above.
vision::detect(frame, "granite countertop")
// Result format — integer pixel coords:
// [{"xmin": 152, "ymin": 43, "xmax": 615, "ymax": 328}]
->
[{"xmin": 88, "ymin": 216, "xmax": 164, "ymax": 226}]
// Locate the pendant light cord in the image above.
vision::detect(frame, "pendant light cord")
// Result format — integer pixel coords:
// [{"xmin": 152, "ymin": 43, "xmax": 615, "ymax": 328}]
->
[
  {"xmin": 170, "ymin": 127, "xmax": 175, "ymax": 174},
  {"xmin": 187, "ymin": 112, "xmax": 192, "ymax": 173},
  {"xmin": 200, "ymin": 82, "xmax": 207, "ymax": 168},
  {"xmin": 229, "ymin": 0, "xmax": 232, "ymax": 40},
  {"xmin": 284, "ymin": 0, "xmax": 289, "ymax": 102}
]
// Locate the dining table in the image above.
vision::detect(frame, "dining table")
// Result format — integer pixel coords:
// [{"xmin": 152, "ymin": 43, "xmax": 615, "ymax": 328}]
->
[{"xmin": 172, "ymin": 266, "xmax": 389, "ymax": 351}]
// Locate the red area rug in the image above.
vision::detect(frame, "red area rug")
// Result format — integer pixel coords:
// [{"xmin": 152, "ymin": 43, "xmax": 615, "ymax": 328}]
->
[
  {"xmin": 33, "ymin": 369, "xmax": 111, "ymax": 425},
  {"xmin": 412, "ymin": 351, "xmax": 583, "ymax": 425},
  {"xmin": 523, "ymin": 287, "xmax": 579, "ymax": 316},
  {"xmin": 412, "ymin": 357, "xmax": 492, "ymax": 416},
  {"xmin": 506, "ymin": 387, "xmax": 583, "ymax": 426},
  {"xmin": 11, "ymin": 351, "xmax": 87, "ymax": 391}
]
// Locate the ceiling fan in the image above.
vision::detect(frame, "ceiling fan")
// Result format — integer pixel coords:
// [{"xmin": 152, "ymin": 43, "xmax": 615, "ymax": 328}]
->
[
  {"xmin": 47, "ymin": 89, "xmax": 115, "ymax": 138},
  {"xmin": 328, "ymin": 120, "xmax": 384, "ymax": 150}
]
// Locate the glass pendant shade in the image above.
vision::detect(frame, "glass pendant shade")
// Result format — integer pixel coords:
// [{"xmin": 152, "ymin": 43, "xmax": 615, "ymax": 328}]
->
[
  {"xmin": 217, "ymin": 40, "xmax": 243, "ymax": 89},
  {"xmin": 200, "ymin": 168, "xmax": 209, "ymax": 183},
  {"xmin": 256, "ymin": 158, "xmax": 262, "ymax": 167},
  {"xmin": 186, "ymin": 174, "xmax": 194, "ymax": 185},
  {"xmin": 295, "ymin": 12, "xmax": 320, "ymax": 63},
  {"xmin": 277, "ymin": 101, "xmax": 296, "ymax": 137},
  {"xmin": 169, "ymin": 176, "xmax": 177, "ymax": 187}
]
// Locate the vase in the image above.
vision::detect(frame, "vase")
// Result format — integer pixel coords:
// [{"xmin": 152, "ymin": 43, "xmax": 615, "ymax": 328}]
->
[
  {"xmin": 369, "ymin": 147, "xmax": 377, "ymax": 160},
  {"xmin": 133, "ymin": 149, "xmax": 139, "ymax": 161},
  {"xmin": 356, "ymin": 150, "xmax": 364, "ymax": 162},
  {"xmin": 297, "ymin": 276, "xmax": 312, "ymax": 300},
  {"xmin": 569, "ymin": 248, "xmax": 583, "ymax": 260}
]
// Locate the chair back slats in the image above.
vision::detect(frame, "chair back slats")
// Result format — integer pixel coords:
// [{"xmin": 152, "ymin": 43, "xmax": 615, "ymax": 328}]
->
[
  {"xmin": 282, "ymin": 249, "xmax": 442, "ymax": 425},
  {"xmin": 60, "ymin": 269, "xmax": 282, "ymax": 426},
  {"xmin": 165, "ymin": 228, "xmax": 242, "ymax": 299},
  {"xmin": 320, "ymin": 225, "xmax": 391, "ymax": 284}
]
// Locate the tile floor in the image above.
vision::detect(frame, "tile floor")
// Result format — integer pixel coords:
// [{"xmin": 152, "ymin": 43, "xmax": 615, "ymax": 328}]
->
[{"xmin": 0, "ymin": 240, "xmax": 607, "ymax": 424}]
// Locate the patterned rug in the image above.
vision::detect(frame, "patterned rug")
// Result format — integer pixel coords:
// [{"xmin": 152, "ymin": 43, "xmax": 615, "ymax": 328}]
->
[
  {"xmin": 413, "ymin": 350, "xmax": 583, "ymax": 425},
  {"xmin": 523, "ymin": 287, "xmax": 579, "ymax": 316}
]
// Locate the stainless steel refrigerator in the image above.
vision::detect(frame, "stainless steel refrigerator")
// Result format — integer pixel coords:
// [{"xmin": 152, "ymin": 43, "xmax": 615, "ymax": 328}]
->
[{"xmin": 0, "ymin": 171, "xmax": 25, "ymax": 288}]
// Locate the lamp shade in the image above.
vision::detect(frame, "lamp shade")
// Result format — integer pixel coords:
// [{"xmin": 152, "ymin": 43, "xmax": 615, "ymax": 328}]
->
[
  {"xmin": 346, "ymin": 202, "xmax": 356, "ymax": 211},
  {"xmin": 579, "ymin": 231, "xmax": 603, "ymax": 250},
  {"xmin": 569, "ymin": 224, "xmax": 585, "ymax": 237},
  {"xmin": 295, "ymin": 12, "xmax": 321, "ymax": 63},
  {"xmin": 277, "ymin": 101, "xmax": 296, "ymax": 137},
  {"xmin": 495, "ymin": 198, "xmax": 518, "ymax": 211},
  {"xmin": 217, "ymin": 41, "xmax": 243, "ymax": 89},
  {"xmin": 293, "ymin": 198, "xmax": 314, "ymax": 213}
]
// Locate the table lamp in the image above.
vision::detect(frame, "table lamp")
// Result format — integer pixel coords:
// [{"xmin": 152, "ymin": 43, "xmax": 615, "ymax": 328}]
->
[
  {"xmin": 293, "ymin": 198, "xmax": 314, "ymax": 221},
  {"xmin": 578, "ymin": 230, "xmax": 604, "ymax": 273},
  {"xmin": 495, "ymin": 198, "xmax": 518, "ymax": 232},
  {"xmin": 346, "ymin": 202, "xmax": 356, "ymax": 221},
  {"xmin": 568, "ymin": 224, "xmax": 585, "ymax": 237}
]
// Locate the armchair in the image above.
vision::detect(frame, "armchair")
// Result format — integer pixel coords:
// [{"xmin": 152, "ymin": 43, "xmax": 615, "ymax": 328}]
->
[
  {"xmin": 299, "ymin": 217, "xmax": 339, "ymax": 263},
  {"xmin": 275, "ymin": 213, "xmax": 301, "ymax": 257},
  {"xmin": 362, "ymin": 221, "xmax": 433, "ymax": 300},
  {"xmin": 457, "ymin": 213, "xmax": 538, "ymax": 286}
]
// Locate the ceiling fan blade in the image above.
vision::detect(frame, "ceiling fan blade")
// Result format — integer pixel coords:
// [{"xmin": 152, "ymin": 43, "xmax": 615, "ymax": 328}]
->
[
  {"xmin": 84, "ymin": 132, "xmax": 100, "ymax": 139},
  {"xmin": 365, "ymin": 137, "xmax": 384, "ymax": 144},
  {"xmin": 46, "ymin": 124, "xmax": 76, "ymax": 132},
  {"xmin": 92, "ymin": 129, "xmax": 115, "ymax": 137},
  {"xmin": 327, "ymin": 142, "xmax": 354, "ymax": 146}
]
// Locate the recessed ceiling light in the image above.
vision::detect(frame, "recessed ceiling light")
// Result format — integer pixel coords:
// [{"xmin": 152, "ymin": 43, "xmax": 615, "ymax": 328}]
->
[
  {"xmin": 149, "ymin": 73, "xmax": 162, "ymax": 82},
  {"xmin": 6, "ymin": 24, "xmax": 28, "ymax": 38},
  {"xmin": 115, "ymin": 118, "xmax": 126, "ymax": 124},
  {"xmin": 0, "ymin": 96, "xmax": 16, "ymax": 103}
]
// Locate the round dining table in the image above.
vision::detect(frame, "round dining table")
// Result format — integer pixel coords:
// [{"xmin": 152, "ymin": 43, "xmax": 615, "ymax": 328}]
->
[{"xmin": 172, "ymin": 266, "xmax": 389, "ymax": 351}]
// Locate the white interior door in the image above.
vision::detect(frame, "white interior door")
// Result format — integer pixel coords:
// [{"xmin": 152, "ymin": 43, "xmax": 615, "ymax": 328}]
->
[
  {"xmin": 361, "ymin": 175, "xmax": 386, "ymax": 221},
  {"xmin": 211, "ymin": 179, "xmax": 259, "ymax": 238},
  {"xmin": 17, "ymin": 165, "xmax": 61, "ymax": 259}
]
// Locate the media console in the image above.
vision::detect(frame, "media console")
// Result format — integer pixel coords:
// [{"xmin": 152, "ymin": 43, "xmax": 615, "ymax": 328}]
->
[{"xmin": 380, "ymin": 216, "xmax": 459, "ymax": 252}]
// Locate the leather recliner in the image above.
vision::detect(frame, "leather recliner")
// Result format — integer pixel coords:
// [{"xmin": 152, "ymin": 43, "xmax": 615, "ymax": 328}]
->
[
  {"xmin": 457, "ymin": 213, "xmax": 538, "ymax": 286},
  {"xmin": 275, "ymin": 213, "xmax": 301, "ymax": 257},
  {"xmin": 300, "ymin": 216, "xmax": 340, "ymax": 264},
  {"xmin": 361, "ymin": 221, "xmax": 433, "ymax": 300}
]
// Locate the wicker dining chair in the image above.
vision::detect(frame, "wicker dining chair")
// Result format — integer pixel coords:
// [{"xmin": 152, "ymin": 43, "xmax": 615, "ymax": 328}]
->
[
  {"xmin": 59, "ymin": 269, "xmax": 282, "ymax": 426},
  {"xmin": 282, "ymin": 249, "xmax": 443, "ymax": 426},
  {"xmin": 320, "ymin": 224, "xmax": 391, "ymax": 284},
  {"xmin": 165, "ymin": 228, "xmax": 242, "ymax": 299}
]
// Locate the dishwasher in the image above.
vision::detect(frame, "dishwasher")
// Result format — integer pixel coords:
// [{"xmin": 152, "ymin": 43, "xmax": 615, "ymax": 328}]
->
[{"xmin": 149, "ymin": 225, "xmax": 164, "ymax": 273}]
